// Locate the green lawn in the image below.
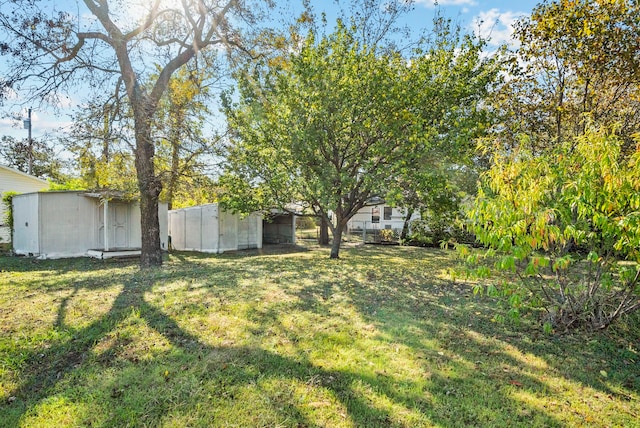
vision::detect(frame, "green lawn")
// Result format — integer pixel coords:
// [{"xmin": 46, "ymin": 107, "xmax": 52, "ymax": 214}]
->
[{"xmin": 0, "ymin": 244, "xmax": 638, "ymax": 427}]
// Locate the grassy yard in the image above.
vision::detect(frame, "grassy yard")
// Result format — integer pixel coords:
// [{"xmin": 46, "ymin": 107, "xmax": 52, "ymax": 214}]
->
[{"xmin": 0, "ymin": 243, "xmax": 638, "ymax": 427}]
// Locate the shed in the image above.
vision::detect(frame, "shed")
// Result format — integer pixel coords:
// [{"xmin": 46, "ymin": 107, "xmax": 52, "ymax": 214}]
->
[
  {"xmin": 168, "ymin": 203, "xmax": 262, "ymax": 253},
  {"xmin": 0, "ymin": 165, "xmax": 48, "ymax": 243},
  {"xmin": 12, "ymin": 191, "xmax": 168, "ymax": 259},
  {"xmin": 263, "ymin": 211, "xmax": 297, "ymax": 245}
]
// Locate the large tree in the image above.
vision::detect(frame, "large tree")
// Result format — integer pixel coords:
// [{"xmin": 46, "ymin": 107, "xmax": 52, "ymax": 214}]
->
[
  {"xmin": 0, "ymin": 0, "xmax": 266, "ymax": 267},
  {"xmin": 463, "ymin": 0, "xmax": 640, "ymax": 331},
  {"xmin": 153, "ymin": 67, "xmax": 221, "ymax": 210},
  {"xmin": 221, "ymin": 19, "xmax": 499, "ymax": 258},
  {"xmin": 66, "ymin": 66, "xmax": 221, "ymax": 209},
  {"xmin": 0, "ymin": 135, "xmax": 65, "ymax": 181},
  {"xmin": 494, "ymin": 0, "xmax": 640, "ymax": 152}
]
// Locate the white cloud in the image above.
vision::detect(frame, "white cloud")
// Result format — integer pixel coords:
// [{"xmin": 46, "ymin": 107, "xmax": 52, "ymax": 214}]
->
[{"xmin": 472, "ymin": 8, "xmax": 527, "ymax": 47}]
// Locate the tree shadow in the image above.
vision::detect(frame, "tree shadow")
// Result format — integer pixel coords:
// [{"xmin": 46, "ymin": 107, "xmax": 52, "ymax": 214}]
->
[
  {"xmin": 286, "ymin": 245, "xmax": 638, "ymax": 424},
  {"xmin": 1, "ymin": 246, "xmax": 637, "ymax": 426}
]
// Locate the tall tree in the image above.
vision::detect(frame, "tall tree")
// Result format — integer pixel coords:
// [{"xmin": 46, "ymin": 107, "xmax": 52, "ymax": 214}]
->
[
  {"xmin": 0, "ymin": 135, "xmax": 65, "ymax": 182},
  {"xmin": 153, "ymin": 67, "xmax": 219, "ymax": 210},
  {"xmin": 0, "ymin": 0, "xmax": 268, "ymax": 267},
  {"xmin": 221, "ymin": 20, "xmax": 499, "ymax": 258},
  {"xmin": 66, "ymin": 67, "xmax": 221, "ymax": 208},
  {"xmin": 495, "ymin": 0, "xmax": 640, "ymax": 152},
  {"xmin": 65, "ymin": 93, "xmax": 137, "ymax": 193}
]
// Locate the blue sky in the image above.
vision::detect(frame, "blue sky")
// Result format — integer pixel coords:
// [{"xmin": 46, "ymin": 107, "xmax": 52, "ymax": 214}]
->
[
  {"xmin": 410, "ymin": 0, "xmax": 540, "ymax": 45},
  {"xmin": 0, "ymin": 0, "xmax": 541, "ymax": 142}
]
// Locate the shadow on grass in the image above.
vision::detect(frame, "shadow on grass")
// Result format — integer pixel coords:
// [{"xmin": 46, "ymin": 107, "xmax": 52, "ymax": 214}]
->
[{"xmin": 1, "ymin": 245, "xmax": 637, "ymax": 426}]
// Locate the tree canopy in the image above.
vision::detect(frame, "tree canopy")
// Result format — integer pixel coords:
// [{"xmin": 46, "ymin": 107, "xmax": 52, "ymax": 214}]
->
[
  {"xmin": 494, "ymin": 0, "xmax": 640, "ymax": 152},
  {"xmin": 221, "ymin": 19, "xmax": 499, "ymax": 258},
  {"xmin": 0, "ymin": 135, "xmax": 65, "ymax": 182},
  {"xmin": 462, "ymin": 0, "xmax": 640, "ymax": 331},
  {"xmin": 0, "ymin": 0, "xmax": 269, "ymax": 267}
]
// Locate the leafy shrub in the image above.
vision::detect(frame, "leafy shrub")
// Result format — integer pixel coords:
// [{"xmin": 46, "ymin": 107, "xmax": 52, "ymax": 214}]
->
[
  {"xmin": 1, "ymin": 191, "xmax": 18, "ymax": 243},
  {"xmin": 462, "ymin": 126, "xmax": 640, "ymax": 331},
  {"xmin": 379, "ymin": 228, "xmax": 395, "ymax": 242},
  {"xmin": 406, "ymin": 217, "xmax": 475, "ymax": 248},
  {"xmin": 296, "ymin": 216, "xmax": 318, "ymax": 230}
]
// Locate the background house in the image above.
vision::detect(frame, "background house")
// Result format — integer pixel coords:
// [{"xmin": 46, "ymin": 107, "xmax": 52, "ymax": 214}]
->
[
  {"xmin": 12, "ymin": 191, "xmax": 168, "ymax": 259},
  {"xmin": 168, "ymin": 203, "xmax": 262, "ymax": 253},
  {"xmin": 347, "ymin": 202, "xmax": 420, "ymax": 233},
  {"xmin": 0, "ymin": 165, "xmax": 48, "ymax": 243}
]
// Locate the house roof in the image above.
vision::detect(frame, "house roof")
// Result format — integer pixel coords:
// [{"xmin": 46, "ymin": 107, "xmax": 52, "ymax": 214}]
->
[
  {"xmin": 0, "ymin": 164, "xmax": 48, "ymax": 186},
  {"xmin": 362, "ymin": 196, "xmax": 386, "ymax": 207}
]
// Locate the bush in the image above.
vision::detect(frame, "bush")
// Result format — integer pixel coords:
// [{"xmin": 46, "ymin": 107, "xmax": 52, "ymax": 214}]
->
[
  {"xmin": 1, "ymin": 191, "xmax": 18, "ymax": 244},
  {"xmin": 405, "ymin": 217, "xmax": 475, "ymax": 248},
  {"xmin": 462, "ymin": 126, "xmax": 640, "ymax": 331},
  {"xmin": 379, "ymin": 228, "xmax": 395, "ymax": 242},
  {"xmin": 296, "ymin": 216, "xmax": 318, "ymax": 230}
]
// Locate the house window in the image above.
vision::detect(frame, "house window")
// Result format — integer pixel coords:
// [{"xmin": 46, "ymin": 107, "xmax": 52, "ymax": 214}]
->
[
  {"xmin": 371, "ymin": 207, "xmax": 380, "ymax": 223},
  {"xmin": 384, "ymin": 207, "xmax": 392, "ymax": 221}
]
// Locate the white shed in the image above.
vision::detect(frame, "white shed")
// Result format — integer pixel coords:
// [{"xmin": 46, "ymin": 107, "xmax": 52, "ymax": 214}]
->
[
  {"xmin": 168, "ymin": 203, "xmax": 262, "ymax": 253},
  {"xmin": 12, "ymin": 191, "xmax": 168, "ymax": 259},
  {"xmin": 0, "ymin": 165, "xmax": 48, "ymax": 243}
]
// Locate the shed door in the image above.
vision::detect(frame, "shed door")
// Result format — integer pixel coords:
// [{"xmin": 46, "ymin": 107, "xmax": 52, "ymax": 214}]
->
[
  {"xmin": 237, "ymin": 215, "xmax": 258, "ymax": 250},
  {"xmin": 98, "ymin": 203, "xmax": 129, "ymax": 249}
]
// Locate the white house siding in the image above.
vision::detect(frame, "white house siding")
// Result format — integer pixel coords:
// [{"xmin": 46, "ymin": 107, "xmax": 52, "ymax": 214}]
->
[
  {"xmin": 0, "ymin": 165, "xmax": 48, "ymax": 243},
  {"xmin": 347, "ymin": 205, "xmax": 420, "ymax": 232}
]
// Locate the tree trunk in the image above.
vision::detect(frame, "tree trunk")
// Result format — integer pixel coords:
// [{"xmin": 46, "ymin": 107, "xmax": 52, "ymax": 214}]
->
[
  {"xmin": 330, "ymin": 214, "xmax": 348, "ymax": 259},
  {"xmin": 330, "ymin": 225, "xmax": 343, "ymax": 259},
  {"xmin": 134, "ymin": 100, "xmax": 163, "ymax": 268},
  {"xmin": 319, "ymin": 216, "xmax": 330, "ymax": 245},
  {"xmin": 400, "ymin": 207, "xmax": 414, "ymax": 241}
]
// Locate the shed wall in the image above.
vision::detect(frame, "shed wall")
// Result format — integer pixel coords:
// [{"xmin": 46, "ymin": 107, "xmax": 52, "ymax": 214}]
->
[
  {"xmin": 168, "ymin": 210, "xmax": 186, "ymax": 250},
  {"xmin": 168, "ymin": 204, "xmax": 261, "ymax": 253},
  {"xmin": 38, "ymin": 192, "xmax": 97, "ymax": 258},
  {"xmin": 200, "ymin": 204, "xmax": 218, "ymax": 250},
  {"xmin": 158, "ymin": 202, "xmax": 169, "ymax": 251},
  {"xmin": 13, "ymin": 192, "xmax": 169, "ymax": 258}
]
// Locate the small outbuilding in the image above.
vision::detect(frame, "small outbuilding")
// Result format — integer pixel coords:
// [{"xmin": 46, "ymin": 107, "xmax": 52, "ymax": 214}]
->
[
  {"xmin": 168, "ymin": 203, "xmax": 262, "ymax": 253},
  {"xmin": 12, "ymin": 191, "xmax": 168, "ymax": 259},
  {"xmin": 262, "ymin": 211, "xmax": 297, "ymax": 245},
  {"xmin": 0, "ymin": 165, "xmax": 48, "ymax": 243}
]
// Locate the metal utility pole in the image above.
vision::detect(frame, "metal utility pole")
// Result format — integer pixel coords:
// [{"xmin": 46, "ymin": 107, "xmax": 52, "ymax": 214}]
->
[{"xmin": 23, "ymin": 108, "xmax": 33, "ymax": 175}]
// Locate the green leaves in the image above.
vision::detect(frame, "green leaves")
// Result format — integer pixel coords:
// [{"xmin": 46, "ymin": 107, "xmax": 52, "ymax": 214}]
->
[
  {"xmin": 498, "ymin": 0, "xmax": 640, "ymax": 153},
  {"xmin": 222, "ymin": 18, "xmax": 498, "ymax": 257},
  {"xmin": 467, "ymin": 124, "xmax": 640, "ymax": 330}
]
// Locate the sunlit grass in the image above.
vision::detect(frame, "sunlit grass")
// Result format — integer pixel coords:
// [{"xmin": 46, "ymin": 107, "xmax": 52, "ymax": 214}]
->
[{"xmin": 0, "ymin": 243, "xmax": 638, "ymax": 427}]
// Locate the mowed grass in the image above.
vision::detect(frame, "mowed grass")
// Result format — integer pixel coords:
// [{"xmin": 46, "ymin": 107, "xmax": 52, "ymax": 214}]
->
[{"xmin": 0, "ymin": 243, "xmax": 638, "ymax": 427}]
